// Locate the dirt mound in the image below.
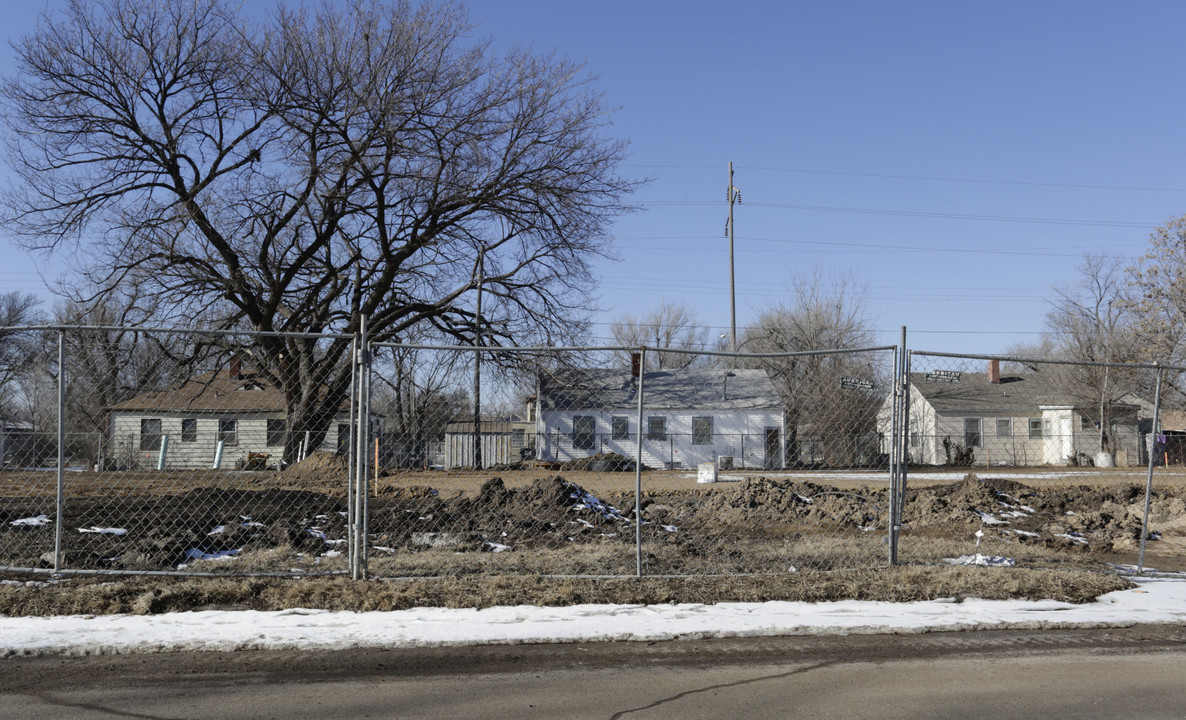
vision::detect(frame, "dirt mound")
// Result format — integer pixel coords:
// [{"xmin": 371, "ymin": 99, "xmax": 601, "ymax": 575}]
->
[
  {"xmin": 559, "ymin": 452, "xmax": 638, "ymax": 472},
  {"xmin": 367, "ymin": 475, "xmax": 647, "ymax": 553},
  {"xmin": 700, "ymin": 476, "xmax": 883, "ymax": 531},
  {"xmin": 282, "ymin": 451, "xmax": 349, "ymax": 484}
]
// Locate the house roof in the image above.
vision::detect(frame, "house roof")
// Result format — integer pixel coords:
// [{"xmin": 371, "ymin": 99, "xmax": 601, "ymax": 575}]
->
[
  {"xmin": 108, "ymin": 369, "xmax": 290, "ymax": 414},
  {"xmin": 538, "ymin": 368, "xmax": 784, "ymax": 412},
  {"xmin": 911, "ymin": 371, "xmax": 1138, "ymax": 414}
]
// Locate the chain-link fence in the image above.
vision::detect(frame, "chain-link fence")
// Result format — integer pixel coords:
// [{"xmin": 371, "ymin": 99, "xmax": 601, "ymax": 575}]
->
[
  {"xmin": 364, "ymin": 343, "xmax": 897, "ymax": 578},
  {"xmin": 1, "ymin": 327, "xmax": 899, "ymax": 578},
  {"xmin": 1, "ymin": 326, "xmax": 359, "ymax": 577},
  {"xmin": 8, "ymin": 323, "xmax": 1183, "ymax": 580},
  {"xmin": 897, "ymin": 351, "xmax": 1185, "ymax": 573}
]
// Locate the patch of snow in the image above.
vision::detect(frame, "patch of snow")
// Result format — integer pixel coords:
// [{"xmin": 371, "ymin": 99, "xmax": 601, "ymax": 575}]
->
[
  {"xmin": 78, "ymin": 527, "xmax": 127, "ymax": 535},
  {"xmin": 974, "ymin": 510, "xmax": 1010, "ymax": 525},
  {"xmin": 6, "ymin": 576, "xmax": 1186, "ymax": 656}
]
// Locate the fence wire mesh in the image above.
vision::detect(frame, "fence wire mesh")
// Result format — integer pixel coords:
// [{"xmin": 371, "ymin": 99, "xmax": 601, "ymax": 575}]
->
[
  {"xmin": 899, "ymin": 352, "xmax": 1186, "ymax": 573},
  {"xmin": 364, "ymin": 343, "xmax": 896, "ymax": 578},
  {"xmin": 1, "ymin": 326, "xmax": 357, "ymax": 576},
  {"xmin": 20, "ymin": 324, "xmax": 1182, "ymax": 580}
]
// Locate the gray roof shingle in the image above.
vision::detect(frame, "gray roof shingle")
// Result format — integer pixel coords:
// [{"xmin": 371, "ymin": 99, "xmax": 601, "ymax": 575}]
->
[{"xmin": 539, "ymin": 368, "xmax": 783, "ymax": 412}]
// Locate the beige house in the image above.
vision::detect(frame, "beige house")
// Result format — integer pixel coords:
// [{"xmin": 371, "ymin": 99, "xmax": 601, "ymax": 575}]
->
[
  {"xmin": 108, "ymin": 367, "xmax": 353, "ymax": 470},
  {"xmin": 878, "ymin": 360, "xmax": 1144, "ymax": 467}
]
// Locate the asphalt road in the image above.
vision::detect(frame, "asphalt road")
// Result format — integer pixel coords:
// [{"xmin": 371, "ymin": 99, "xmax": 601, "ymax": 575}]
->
[{"xmin": 4, "ymin": 626, "xmax": 1186, "ymax": 719}]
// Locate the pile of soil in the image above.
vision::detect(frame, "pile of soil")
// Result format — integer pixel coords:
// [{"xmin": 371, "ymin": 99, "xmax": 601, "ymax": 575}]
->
[
  {"xmin": 367, "ymin": 476, "xmax": 649, "ymax": 553},
  {"xmin": 280, "ymin": 451, "xmax": 351, "ymax": 489},
  {"xmin": 6, "ymin": 468, "xmax": 1186, "ymax": 574},
  {"xmin": 700, "ymin": 477, "xmax": 884, "ymax": 532}
]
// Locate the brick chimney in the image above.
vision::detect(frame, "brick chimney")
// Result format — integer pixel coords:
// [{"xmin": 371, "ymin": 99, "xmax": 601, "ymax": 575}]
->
[
  {"xmin": 630, "ymin": 352, "xmax": 641, "ymax": 378},
  {"xmin": 229, "ymin": 355, "xmax": 242, "ymax": 379},
  {"xmin": 988, "ymin": 359, "xmax": 1000, "ymax": 384}
]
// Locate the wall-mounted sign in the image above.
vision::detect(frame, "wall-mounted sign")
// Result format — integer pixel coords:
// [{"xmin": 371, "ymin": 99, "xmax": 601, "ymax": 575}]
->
[
  {"xmin": 840, "ymin": 377, "xmax": 875, "ymax": 391},
  {"xmin": 925, "ymin": 370, "xmax": 961, "ymax": 383}
]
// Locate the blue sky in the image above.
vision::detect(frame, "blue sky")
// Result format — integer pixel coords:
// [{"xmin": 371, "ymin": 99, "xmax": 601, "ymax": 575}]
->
[{"xmin": 5, "ymin": 1, "xmax": 1186, "ymax": 354}]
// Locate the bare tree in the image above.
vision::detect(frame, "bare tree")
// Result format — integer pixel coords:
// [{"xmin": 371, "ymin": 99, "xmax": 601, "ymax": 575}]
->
[
  {"xmin": 54, "ymin": 289, "xmax": 186, "ymax": 464},
  {"xmin": 0, "ymin": 291, "xmax": 42, "ymax": 423},
  {"xmin": 1045, "ymin": 253, "xmax": 1141, "ymax": 452},
  {"xmin": 609, "ymin": 300, "xmax": 713, "ymax": 370},
  {"xmin": 1128, "ymin": 215, "xmax": 1186, "ymax": 365},
  {"xmin": 2, "ymin": 0, "xmax": 637, "ymax": 461},
  {"xmin": 738, "ymin": 271, "xmax": 880, "ymax": 466}
]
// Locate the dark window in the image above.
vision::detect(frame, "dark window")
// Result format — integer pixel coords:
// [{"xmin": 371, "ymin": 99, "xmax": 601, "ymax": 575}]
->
[
  {"xmin": 140, "ymin": 419, "xmax": 161, "ymax": 451},
  {"xmin": 692, "ymin": 416, "xmax": 713, "ymax": 445},
  {"xmin": 647, "ymin": 416, "xmax": 666, "ymax": 441},
  {"xmin": 511, "ymin": 428, "xmax": 526, "ymax": 447},
  {"xmin": 337, "ymin": 423, "xmax": 351, "ymax": 455},
  {"xmin": 1029, "ymin": 418, "xmax": 1043, "ymax": 439},
  {"xmin": 218, "ymin": 418, "xmax": 238, "ymax": 447},
  {"xmin": 180, "ymin": 418, "xmax": 197, "ymax": 443},
  {"xmin": 964, "ymin": 418, "xmax": 981, "ymax": 448},
  {"xmin": 996, "ymin": 418, "xmax": 1012, "ymax": 437},
  {"xmin": 266, "ymin": 418, "xmax": 286, "ymax": 447},
  {"xmin": 612, "ymin": 416, "xmax": 630, "ymax": 440},
  {"xmin": 573, "ymin": 416, "xmax": 596, "ymax": 450}
]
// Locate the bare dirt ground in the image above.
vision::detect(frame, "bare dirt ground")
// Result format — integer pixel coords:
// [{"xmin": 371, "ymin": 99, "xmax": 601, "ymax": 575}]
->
[{"xmin": 4, "ymin": 453, "xmax": 1186, "ymax": 579}]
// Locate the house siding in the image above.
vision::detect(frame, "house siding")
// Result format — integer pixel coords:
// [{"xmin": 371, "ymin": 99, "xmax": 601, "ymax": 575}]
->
[
  {"xmin": 877, "ymin": 385, "xmax": 1143, "ymax": 467},
  {"xmin": 110, "ymin": 412, "xmax": 349, "ymax": 470},
  {"xmin": 538, "ymin": 409, "xmax": 785, "ymax": 469}
]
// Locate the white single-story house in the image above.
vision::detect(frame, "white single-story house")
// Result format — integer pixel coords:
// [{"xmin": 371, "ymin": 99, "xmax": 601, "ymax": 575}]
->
[
  {"xmin": 108, "ymin": 365, "xmax": 354, "ymax": 470},
  {"xmin": 536, "ymin": 365, "xmax": 786, "ymax": 470},
  {"xmin": 878, "ymin": 360, "xmax": 1143, "ymax": 467}
]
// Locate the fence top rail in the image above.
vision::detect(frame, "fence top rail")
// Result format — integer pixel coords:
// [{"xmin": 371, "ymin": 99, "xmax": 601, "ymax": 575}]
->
[
  {"xmin": 910, "ymin": 349, "xmax": 1186, "ymax": 374},
  {"xmin": 370, "ymin": 342, "xmax": 897, "ymax": 358},
  {"xmin": 0, "ymin": 324, "xmax": 354, "ymax": 340}
]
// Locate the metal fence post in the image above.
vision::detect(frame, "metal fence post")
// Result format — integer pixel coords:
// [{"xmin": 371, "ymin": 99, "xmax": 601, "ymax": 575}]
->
[
  {"xmin": 635, "ymin": 346, "xmax": 646, "ymax": 578},
  {"xmin": 888, "ymin": 341, "xmax": 902, "ymax": 566},
  {"xmin": 346, "ymin": 335, "xmax": 357, "ymax": 578},
  {"xmin": 353, "ymin": 316, "xmax": 371, "ymax": 580},
  {"xmin": 53, "ymin": 329, "xmax": 65, "ymax": 573},
  {"xmin": 898, "ymin": 343, "xmax": 911, "ymax": 543},
  {"xmin": 1138, "ymin": 364, "xmax": 1163, "ymax": 574}
]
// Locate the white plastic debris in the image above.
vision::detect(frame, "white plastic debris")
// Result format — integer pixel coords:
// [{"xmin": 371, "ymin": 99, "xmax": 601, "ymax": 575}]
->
[{"xmin": 945, "ymin": 553, "xmax": 1015, "ymax": 567}]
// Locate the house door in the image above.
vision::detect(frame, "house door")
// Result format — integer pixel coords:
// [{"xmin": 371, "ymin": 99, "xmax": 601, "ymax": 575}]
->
[{"xmin": 764, "ymin": 427, "xmax": 781, "ymax": 469}]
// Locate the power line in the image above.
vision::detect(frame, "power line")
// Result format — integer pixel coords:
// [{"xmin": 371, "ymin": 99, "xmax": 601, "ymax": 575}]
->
[
  {"xmin": 622, "ymin": 162, "xmax": 1186, "ymax": 193},
  {"xmin": 611, "ymin": 234, "xmax": 1146, "ymax": 259},
  {"xmin": 638, "ymin": 200, "xmax": 1157, "ymax": 229}
]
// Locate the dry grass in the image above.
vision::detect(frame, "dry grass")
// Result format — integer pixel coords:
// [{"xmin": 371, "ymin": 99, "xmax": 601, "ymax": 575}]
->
[{"xmin": 0, "ymin": 566, "xmax": 1131, "ymax": 617}]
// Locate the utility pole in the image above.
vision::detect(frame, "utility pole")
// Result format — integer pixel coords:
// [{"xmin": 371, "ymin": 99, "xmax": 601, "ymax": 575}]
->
[
  {"xmin": 472, "ymin": 247, "xmax": 484, "ymax": 470},
  {"xmin": 726, "ymin": 162, "xmax": 741, "ymax": 352}
]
